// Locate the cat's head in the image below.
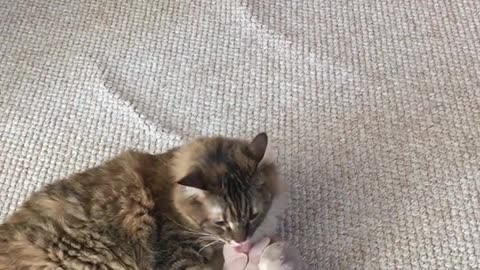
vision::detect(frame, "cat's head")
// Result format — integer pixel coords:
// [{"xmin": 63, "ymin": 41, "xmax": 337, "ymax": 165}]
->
[{"xmin": 171, "ymin": 133, "xmax": 288, "ymax": 252}]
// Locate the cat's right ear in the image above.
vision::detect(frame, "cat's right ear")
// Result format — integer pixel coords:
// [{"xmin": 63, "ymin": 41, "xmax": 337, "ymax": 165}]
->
[
  {"xmin": 248, "ymin": 132, "xmax": 268, "ymax": 163},
  {"xmin": 177, "ymin": 171, "xmax": 206, "ymax": 191}
]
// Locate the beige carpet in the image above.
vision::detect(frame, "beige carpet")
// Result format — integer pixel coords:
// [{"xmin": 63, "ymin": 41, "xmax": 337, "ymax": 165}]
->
[{"xmin": 1, "ymin": 0, "xmax": 480, "ymax": 269}]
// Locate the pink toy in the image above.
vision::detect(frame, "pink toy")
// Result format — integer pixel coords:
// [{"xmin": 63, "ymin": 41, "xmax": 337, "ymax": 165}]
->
[{"xmin": 223, "ymin": 237, "xmax": 302, "ymax": 270}]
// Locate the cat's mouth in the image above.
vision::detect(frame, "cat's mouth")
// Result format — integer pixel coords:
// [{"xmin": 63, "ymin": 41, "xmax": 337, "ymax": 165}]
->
[{"xmin": 230, "ymin": 240, "xmax": 252, "ymax": 253}]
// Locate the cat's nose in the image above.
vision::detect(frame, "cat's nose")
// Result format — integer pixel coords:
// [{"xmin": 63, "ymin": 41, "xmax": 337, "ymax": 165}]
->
[{"xmin": 231, "ymin": 228, "xmax": 248, "ymax": 243}]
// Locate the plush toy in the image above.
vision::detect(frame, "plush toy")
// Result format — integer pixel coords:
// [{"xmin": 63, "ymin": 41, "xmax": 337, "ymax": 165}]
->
[{"xmin": 223, "ymin": 237, "xmax": 302, "ymax": 270}]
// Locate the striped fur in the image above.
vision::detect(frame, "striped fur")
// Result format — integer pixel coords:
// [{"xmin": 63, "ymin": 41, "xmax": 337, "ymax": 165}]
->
[{"xmin": 0, "ymin": 134, "xmax": 285, "ymax": 270}]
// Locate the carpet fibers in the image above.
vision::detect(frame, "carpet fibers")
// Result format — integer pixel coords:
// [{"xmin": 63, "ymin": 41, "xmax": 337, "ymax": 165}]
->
[{"xmin": 1, "ymin": 1, "xmax": 480, "ymax": 269}]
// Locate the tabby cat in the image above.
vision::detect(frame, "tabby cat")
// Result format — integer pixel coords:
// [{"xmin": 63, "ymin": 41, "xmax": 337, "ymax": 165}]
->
[{"xmin": 0, "ymin": 133, "xmax": 288, "ymax": 270}]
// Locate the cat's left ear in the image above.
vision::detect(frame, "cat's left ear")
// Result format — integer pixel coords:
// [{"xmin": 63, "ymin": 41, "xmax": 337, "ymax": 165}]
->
[
  {"xmin": 177, "ymin": 171, "xmax": 206, "ymax": 191},
  {"xmin": 248, "ymin": 132, "xmax": 268, "ymax": 163}
]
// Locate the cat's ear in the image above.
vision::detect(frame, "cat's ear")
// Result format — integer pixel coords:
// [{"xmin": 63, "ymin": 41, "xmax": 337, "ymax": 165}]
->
[
  {"xmin": 248, "ymin": 132, "xmax": 268, "ymax": 163},
  {"xmin": 177, "ymin": 171, "xmax": 206, "ymax": 190}
]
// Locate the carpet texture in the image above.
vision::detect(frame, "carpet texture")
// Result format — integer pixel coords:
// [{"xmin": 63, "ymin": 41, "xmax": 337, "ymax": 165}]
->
[{"xmin": 1, "ymin": 1, "xmax": 480, "ymax": 269}]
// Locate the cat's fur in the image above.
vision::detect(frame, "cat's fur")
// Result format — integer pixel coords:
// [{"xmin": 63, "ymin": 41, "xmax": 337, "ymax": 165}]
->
[{"xmin": 0, "ymin": 133, "xmax": 287, "ymax": 270}]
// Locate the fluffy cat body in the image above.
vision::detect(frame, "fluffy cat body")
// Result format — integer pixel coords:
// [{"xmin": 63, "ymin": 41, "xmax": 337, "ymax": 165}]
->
[
  {"xmin": 0, "ymin": 151, "xmax": 160, "ymax": 270},
  {"xmin": 0, "ymin": 134, "xmax": 288, "ymax": 270}
]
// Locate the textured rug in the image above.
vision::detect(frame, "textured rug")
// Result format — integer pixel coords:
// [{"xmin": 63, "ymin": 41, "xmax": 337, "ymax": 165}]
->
[{"xmin": 1, "ymin": 1, "xmax": 480, "ymax": 269}]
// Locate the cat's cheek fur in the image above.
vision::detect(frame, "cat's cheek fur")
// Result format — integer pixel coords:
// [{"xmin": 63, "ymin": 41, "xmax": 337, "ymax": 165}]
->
[
  {"xmin": 250, "ymin": 189, "xmax": 289, "ymax": 244},
  {"xmin": 250, "ymin": 142, "xmax": 289, "ymax": 244}
]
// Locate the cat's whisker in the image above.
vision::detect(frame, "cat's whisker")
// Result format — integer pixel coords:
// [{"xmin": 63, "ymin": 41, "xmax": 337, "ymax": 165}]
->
[
  {"xmin": 180, "ymin": 232, "xmax": 217, "ymax": 240},
  {"xmin": 204, "ymin": 238, "xmax": 227, "ymax": 245},
  {"xmin": 180, "ymin": 231, "xmax": 211, "ymax": 237},
  {"xmin": 161, "ymin": 216, "xmax": 225, "ymax": 242},
  {"xmin": 198, "ymin": 240, "xmax": 221, "ymax": 253},
  {"xmin": 199, "ymin": 236, "xmax": 224, "ymax": 244},
  {"xmin": 162, "ymin": 214, "xmax": 209, "ymax": 235}
]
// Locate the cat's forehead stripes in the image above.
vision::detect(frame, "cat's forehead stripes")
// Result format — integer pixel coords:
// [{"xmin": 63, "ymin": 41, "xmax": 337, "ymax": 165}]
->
[
  {"xmin": 206, "ymin": 139, "xmax": 231, "ymax": 163},
  {"xmin": 221, "ymin": 165, "xmax": 255, "ymax": 222},
  {"xmin": 204, "ymin": 138, "xmax": 255, "ymax": 171},
  {"xmin": 183, "ymin": 138, "xmax": 257, "ymax": 224}
]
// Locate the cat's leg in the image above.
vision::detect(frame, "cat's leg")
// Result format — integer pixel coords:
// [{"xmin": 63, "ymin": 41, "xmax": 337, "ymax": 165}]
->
[
  {"xmin": 155, "ymin": 221, "xmax": 224, "ymax": 270},
  {"xmin": 164, "ymin": 252, "xmax": 219, "ymax": 270},
  {"xmin": 185, "ymin": 265, "xmax": 215, "ymax": 270},
  {"xmin": 166, "ymin": 260, "xmax": 217, "ymax": 270},
  {"xmin": 156, "ymin": 247, "xmax": 223, "ymax": 270},
  {"xmin": 173, "ymin": 252, "xmax": 223, "ymax": 270}
]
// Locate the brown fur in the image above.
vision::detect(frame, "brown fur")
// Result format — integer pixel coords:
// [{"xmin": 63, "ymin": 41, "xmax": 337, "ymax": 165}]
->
[
  {"xmin": 0, "ymin": 134, "xmax": 284, "ymax": 270},
  {"xmin": 0, "ymin": 151, "xmax": 160, "ymax": 269}
]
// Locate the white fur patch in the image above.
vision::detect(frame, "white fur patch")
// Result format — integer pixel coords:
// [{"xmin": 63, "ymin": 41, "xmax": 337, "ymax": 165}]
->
[
  {"xmin": 207, "ymin": 204, "xmax": 223, "ymax": 220},
  {"xmin": 180, "ymin": 185, "xmax": 206, "ymax": 198}
]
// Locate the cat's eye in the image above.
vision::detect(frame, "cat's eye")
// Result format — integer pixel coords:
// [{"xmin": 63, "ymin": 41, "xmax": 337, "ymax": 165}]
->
[{"xmin": 214, "ymin": 220, "xmax": 227, "ymax": 227}]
